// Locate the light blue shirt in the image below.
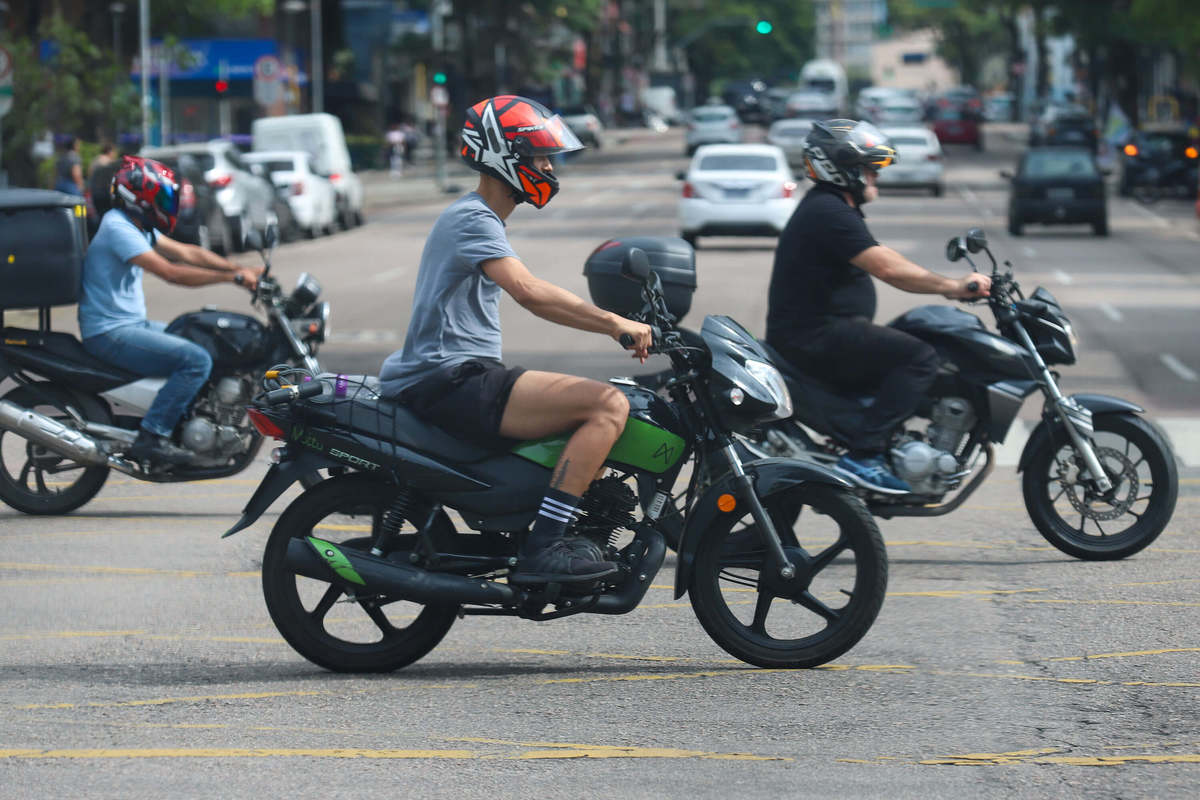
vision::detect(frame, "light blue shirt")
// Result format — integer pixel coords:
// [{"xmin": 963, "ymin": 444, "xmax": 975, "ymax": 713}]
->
[
  {"xmin": 78, "ymin": 209, "xmax": 154, "ymax": 339},
  {"xmin": 379, "ymin": 192, "xmax": 519, "ymax": 395}
]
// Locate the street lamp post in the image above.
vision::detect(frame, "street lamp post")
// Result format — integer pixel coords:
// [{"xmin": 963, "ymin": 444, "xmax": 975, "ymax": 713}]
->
[
  {"xmin": 139, "ymin": 0, "xmax": 150, "ymax": 147},
  {"xmin": 282, "ymin": 0, "xmax": 305, "ymax": 114},
  {"xmin": 110, "ymin": 2, "xmax": 126, "ymax": 62},
  {"xmin": 311, "ymin": 0, "xmax": 322, "ymax": 113}
]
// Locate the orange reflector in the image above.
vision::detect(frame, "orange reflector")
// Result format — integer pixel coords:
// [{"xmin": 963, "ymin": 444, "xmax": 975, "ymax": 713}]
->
[
  {"xmin": 717, "ymin": 493, "xmax": 737, "ymax": 513},
  {"xmin": 1123, "ymin": 144, "xmax": 1138, "ymax": 157},
  {"xmin": 1186, "ymin": 147, "xmax": 1198, "ymax": 159}
]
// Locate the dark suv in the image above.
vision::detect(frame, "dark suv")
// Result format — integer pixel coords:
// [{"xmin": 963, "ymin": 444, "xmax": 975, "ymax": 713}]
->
[
  {"xmin": 1118, "ymin": 125, "xmax": 1200, "ymax": 198},
  {"xmin": 1030, "ymin": 104, "xmax": 1098, "ymax": 152}
]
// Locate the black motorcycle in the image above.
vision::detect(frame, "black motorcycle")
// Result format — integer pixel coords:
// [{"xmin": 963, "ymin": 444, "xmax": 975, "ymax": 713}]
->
[
  {"xmin": 224, "ymin": 247, "xmax": 887, "ymax": 672},
  {"xmin": 0, "ymin": 227, "xmax": 331, "ymax": 514},
  {"xmin": 748, "ymin": 228, "xmax": 1178, "ymax": 561}
]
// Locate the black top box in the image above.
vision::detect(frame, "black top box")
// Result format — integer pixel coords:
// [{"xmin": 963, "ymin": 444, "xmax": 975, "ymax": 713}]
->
[
  {"xmin": 584, "ymin": 236, "xmax": 697, "ymax": 322},
  {"xmin": 0, "ymin": 189, "xmax": 89, "ymax": 310}
]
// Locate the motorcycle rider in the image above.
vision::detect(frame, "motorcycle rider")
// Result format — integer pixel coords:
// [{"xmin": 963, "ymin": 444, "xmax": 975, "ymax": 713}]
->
[
  {"xmin": 379, "ymin": 95, "xmax": 653, "ymax": 584},
  {"xmin": 766, "ymin": 119, "xmax": 991, "ymax": 494},
  {"xmin": 79, "ymin": 155, "xmax": 261, "ymax": 466}
]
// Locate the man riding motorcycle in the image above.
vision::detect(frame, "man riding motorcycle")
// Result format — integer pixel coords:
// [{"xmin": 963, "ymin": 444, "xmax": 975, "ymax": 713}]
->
[
  {"xmin": 765, "ymin": 119, "xmax": 991, "ymax": 494},
  {"xmin": 79, "ymin": 155, "xmax": 261, "ymax": 466},
  {"xmin": 378, "ymin": 95, "xmax": 653, "ymax": 584}
]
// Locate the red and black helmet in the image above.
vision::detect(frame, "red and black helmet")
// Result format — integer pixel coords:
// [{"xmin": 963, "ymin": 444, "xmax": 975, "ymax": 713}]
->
[
  {"xmin": 459, "ymin": 95, "xmax": 584, "ymax": 208},
  {"xmin": 111, "ymin": 155, "xmax": 180, "ymax": 234}
]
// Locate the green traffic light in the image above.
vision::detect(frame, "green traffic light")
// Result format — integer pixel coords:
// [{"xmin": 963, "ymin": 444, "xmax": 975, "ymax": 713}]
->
[
  {"xmin": 433, "ymin": 72, "xmax": 447, "ymax": 84},
  {"xmin": 755, "ymin": 20, "xmax": 773, "ymax": 35}
]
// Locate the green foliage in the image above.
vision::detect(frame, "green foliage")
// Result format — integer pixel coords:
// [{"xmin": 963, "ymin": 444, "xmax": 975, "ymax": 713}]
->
[{"xmin": 675, "ymin": 0, "xmax": 816, "ymax": 92}]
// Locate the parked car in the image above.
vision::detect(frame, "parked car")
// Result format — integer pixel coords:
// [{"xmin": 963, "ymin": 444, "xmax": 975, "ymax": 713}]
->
[
  {"xmin": 685, "ymin": 104, "xmax": 743, "ymax": 155},
  {"xmin": 855, "ymin": 86, "xmax": 905, "ymax": 121},
  {"xmin": 153, "ymin": 153, "xmax": 234, "ymax": 254},
  {"xmin": 242, "ymin": 151, "xmax": 338, "ymax": 238},
  {"xmin": 785, "ymin": 90, "xmax": 839, "ymax": 120},
  {"xmin": 762, "ymin": 87, "xmax": 796, "ymax": 123},
  {"xmin": 984, "ymin": 92, "xmax": 1014, "ymax": 122},
  {"xmin": 677, "ymin": 143, "xmax": 799, "ymax": 248},
  {"xmin": 1117, "ymin": 124, "xmax": 1200, "ymax": 198},
  {"xmin": 929, "ymin": 102, "xmax": 983, "ymax": 150},
  {"xmin": 875, "ymin": 125, "xmax": 944, "ymax": 196},
  {"xmin": 140, "ymin": 142, "xmax": 273, "ymax": 252},
  {"xmin": 721, "ymin": 79, "xmax": 769, "ymax": 124},
  {"xmin": 765, "ymin": 118, "xmax": 815, "ymax": 168},
  {"xmin": 871, "ymin": 96, "xmax": 925, "ymax": 125},
  {"xmin": 1030, "ymin": 103, "xmax": 1098, "ymax": 152},
  {"xmin": 251, "ymin": 113, "xmax": 365, "ymax": 229},
  {"xmin": 559, "ymin": 104, "xmax": 606, "ymax": 149},
  {"xmin": 1002, "ymin": 146, "xmax": 1108, "ymax": 236}
]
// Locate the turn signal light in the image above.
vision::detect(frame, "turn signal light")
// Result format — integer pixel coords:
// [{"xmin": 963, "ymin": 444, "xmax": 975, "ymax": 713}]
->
[
  {"xmin": 781, "ymin": 181, "xmax": 797, "ymax": 198},
  {"xmin": 1186, "ymin": 146, "xmax": 1198, "ymax": 159},
  {"xmin": 1123, "ymin": 144, "xmax": 1139, "ymax": 157}
]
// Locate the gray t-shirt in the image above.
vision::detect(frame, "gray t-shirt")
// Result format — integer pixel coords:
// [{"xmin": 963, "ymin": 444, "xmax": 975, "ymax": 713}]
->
[{"xmin": 379, "ymin": 192, "xmax": 518, "ymax": 395}]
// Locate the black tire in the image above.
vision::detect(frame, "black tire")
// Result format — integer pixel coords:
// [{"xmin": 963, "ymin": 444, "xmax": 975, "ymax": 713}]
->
[
  {"xmin": 1008, "ymin": 217, "xmax": 1024, "ymax": 236},
  {"xmin": 261, "ymin": 474, "xmax": 458, "ymax": 672},
  {"xmin": 689, "ymin": 485, "xmax": 887, "ymax": 668},
  {"xmin": 1093, "ymin": 216, "xmax": 1109, "ymax": 236},
  {"xmin": 0, "ymin": 384, "xmax": 111, "ymax": 515},
  {"xmin": 931, "ymin": 183, "xmax": 944, "ymax": 197},
  {"xmin": 1022, "ymin": 414, "xmax": 1177, "ymax": 560},
  {"xmin": 682, "ymin": 232, "xmax": 698, "ymax": 249}
]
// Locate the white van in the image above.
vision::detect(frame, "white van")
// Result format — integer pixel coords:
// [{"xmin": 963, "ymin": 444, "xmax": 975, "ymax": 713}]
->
[
  {"xmin": 799, "ymin": 59, "xmax": 848, "ymax": 117},
  {"xmin": 251, "ymin": 113, "xmax": 364, "ymax": 227}
]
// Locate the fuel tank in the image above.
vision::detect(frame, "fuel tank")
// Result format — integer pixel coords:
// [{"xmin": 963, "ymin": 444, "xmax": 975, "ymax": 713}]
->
[
  {"xmin": 890, "ymin": 305, "xmax": 1035, "ymax": 380},
  {"xmin": 165, "ymin": 310, "xmax": 272, "ymax": 371}
]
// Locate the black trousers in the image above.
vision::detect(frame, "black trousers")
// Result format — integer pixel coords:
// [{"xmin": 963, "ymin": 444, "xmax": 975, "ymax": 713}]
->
[{"xmin": 770, "ymin": 317, "xmax": 939, "ymax": 453}]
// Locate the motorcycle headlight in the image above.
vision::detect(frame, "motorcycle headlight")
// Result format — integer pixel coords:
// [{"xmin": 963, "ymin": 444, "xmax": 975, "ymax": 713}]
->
[
  {"xmin": 291, "ymin": 272, "xmax": 322, "ymax": 309},
  {"xmin": 743, "ymin": 359, "xmax": 793, "ymax": 420}
]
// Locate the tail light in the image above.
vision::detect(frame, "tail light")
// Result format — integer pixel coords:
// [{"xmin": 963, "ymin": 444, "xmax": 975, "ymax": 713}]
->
[
  {"xmin": 180, "ymin": 180, "xmax": 196, "ymax": 210},
  {"xmin": 682, "ymin": 181, "xmax": 695, "ymax": 198},
  {"xmin": 729, "ymin": 120, "xmax": 739, "ymax": 128},
  {"xmin": 246, "ymin": 408, "xmax": 285, "ymax": 439},
  {"xmin": 927, "ymin": 153, "xmax": 941, "ymax": 162},
  {"xmin": 1123, "ymin": 144, "xmax": 1139, "ymax": 157},
  {"xmin": 1186, "ymin": 146, "xmax": 1199, "ymax": 160},
  {"xmin": 292, "ymin": 180, "xmax": 305, "ymax": 196},
  {"xmin": 328, "ymin": 173, "xmax": 341, "ymax": 182},
  {"xmin": 781, "ymin": 181, "xmax": 797, "ymax": 198},
  {"xmin": 210, "ymin": 174, "xmax": 233, "ymax": 189}
]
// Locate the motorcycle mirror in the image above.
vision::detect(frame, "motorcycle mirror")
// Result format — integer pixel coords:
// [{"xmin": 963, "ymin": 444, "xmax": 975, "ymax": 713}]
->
[
  {"xmin": 965, "ymin": 228, "xmax": 988, "ymax": 253},
  {"xmin": 945, "ymin": 236, "xmax": 966, "ymax": 262},
  {"xmin": 242, "ymin": 229, "xmax": 264, "ymax": 252},
  {"xmin": 263, "ymin": 221, "xmax": 279, "ymax": 251},
  {"xmin": 621, "ymin": 247, "xmax": 652, "ymax": 282}
]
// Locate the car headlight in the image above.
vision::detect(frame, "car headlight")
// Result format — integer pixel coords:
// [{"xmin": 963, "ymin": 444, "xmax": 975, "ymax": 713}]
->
[{"xmin": 744, "ymin": 359, "xmax": 793, "ymax": 420}]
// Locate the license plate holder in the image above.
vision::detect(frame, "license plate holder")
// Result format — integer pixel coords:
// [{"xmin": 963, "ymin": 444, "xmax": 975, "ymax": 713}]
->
[{"xmin": 1047, "ymin": 188, "xmax": 1075, "ymax": 200}]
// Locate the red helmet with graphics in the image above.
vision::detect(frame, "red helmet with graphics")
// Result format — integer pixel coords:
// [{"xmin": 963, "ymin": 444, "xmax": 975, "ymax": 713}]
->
[
  {"xmin": 111, "ymin": 155, "xmax": 180, "ymax": 234},
  {"xmin": 459, "ymin": 95, "xmax": 584, "ymax": 208}
]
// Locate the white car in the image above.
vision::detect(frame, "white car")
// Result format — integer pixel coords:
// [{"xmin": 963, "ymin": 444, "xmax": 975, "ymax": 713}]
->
[
  {"xmin": 678, "ymin": 144, "xmax": 799, "ymax": 248},
  {"xmin": 251, "ymin": 113, "xmax": 364, "ymax": 229},
  {"xmin": 854, "ymin": 86, "xmax": 905, "ymax": 120},
  {"xmin": 243, "ymin": 151, "xmax": 338, "ymax": 238},
  {"xmin": 559, "ymin": 104, "xmax": 606, "ymax": 150},
  {"xmin": 685, "ymin": 104, "xmax": 742, "ymax": 155},
  {"xmin": 766, "ymin": 118, "xmax": 815, "ymax": 168},
  {"xmin": 785, "ymin": 90, "xmax": 839, "ymax": 119},
  {"xmin": 876, "ymin": 125, "xmax": 945, "ymax": 196},
  {"xmin": 872, "ymin": 96, "xmax": 925, "ymax": 125}
]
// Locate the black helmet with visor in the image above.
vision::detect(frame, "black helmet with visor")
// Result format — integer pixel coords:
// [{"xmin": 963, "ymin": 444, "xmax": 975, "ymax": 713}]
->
[{"xmin": 802, "ymin": 119, "xmax": 898, "ymax": 204}]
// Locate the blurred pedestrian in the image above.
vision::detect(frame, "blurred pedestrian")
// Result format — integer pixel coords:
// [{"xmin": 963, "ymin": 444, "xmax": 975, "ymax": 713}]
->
[
  {"xmin": 386, "ymin": 123, "xmax": 406, "ymax": 178},
  {"xmin": 55, "ymin": 137, "xmax": 85, "ymax": 196},
  {"xmin": 400, "ymin": 119, "xmax": 419, "ymax": 164},
  {"xmin": 89, "ymin": 142, "xmax": 117, "ymax": 181}
]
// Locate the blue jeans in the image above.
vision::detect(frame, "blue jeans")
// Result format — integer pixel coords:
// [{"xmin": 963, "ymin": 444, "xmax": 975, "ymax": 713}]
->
[{"xmin": 83, "ymin": 321, "xmax": 213, "ymax": 437}]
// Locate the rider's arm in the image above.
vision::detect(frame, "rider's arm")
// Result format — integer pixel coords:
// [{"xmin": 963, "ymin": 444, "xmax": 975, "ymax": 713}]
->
[
  {"xmin": 852, "ymin": 245, "xmax": 989, "ymax": 299},
  {"xmin": 482, "ymin": 256, "xmax": 651, "ymax": 353},
  {"xmin": 131, "ymin": 248, "xmax": 249, "ymax": 288},
  {"xmin": 154, "ymin": 234, "xmax": 239, "ymax": 273}
]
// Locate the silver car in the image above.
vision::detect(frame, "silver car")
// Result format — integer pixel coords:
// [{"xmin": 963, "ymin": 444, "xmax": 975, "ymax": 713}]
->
[
  {"xmin": 766, "ymin": 118, "xmax": 815, "ymax": 169},
  {"xmin": 685, "ymin": 104, "xmax": 742, "ymax": 155},
  {"xmin": 141, "ymin": 140, "xmax": 276, "ymax": 250}
]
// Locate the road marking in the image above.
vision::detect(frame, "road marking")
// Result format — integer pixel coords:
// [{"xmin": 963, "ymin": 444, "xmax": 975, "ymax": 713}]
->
[
  {"xmin": 17, "ymin": 689, "xmax": 328, "ymax": 711},
  {"xmin": 0, "ymin": 748, "xmax": 478, "ymax": 760},
  {"xmin": 928, "ymin": 669, "xmax": 1200, "ymax": 689},
  {"xmin": 1052, "ymin": 268, "xmax": 1073, "ymax": 285},
  {"xmin": 1098, "ymin": 303, "xmax": 1124, "ymax": 322},
  {"xmin": 447, "ymin": 738, "xmax": 787, "ymax": 761},
  {"xmin": 916, "ymin": 749, "xmax": 1200, "ymax": 766},
  {"xmin": 958, "ymin": 186, "xmax": 980, "ymax": 206},
  {"xmin": 1161, "ymin": 354, "xmax": 1198, "ymax": 382},
  {"xmin": 996, "ymin": 647, "xmax": 1200, "ymax": 666},
  {"xmin": 1127, "ymin": 201, "xmax": 1172, "ymax": 228}
]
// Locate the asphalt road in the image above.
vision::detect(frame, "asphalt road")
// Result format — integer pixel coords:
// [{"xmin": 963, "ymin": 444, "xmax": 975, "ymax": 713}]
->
[{"xmin": 1, "ymin": 124, "xmax": 1198, "ymax": 797}]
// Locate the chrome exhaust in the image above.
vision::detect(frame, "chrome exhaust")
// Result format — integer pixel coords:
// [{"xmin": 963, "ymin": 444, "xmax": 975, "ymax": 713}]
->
[{"xmin": 0, "ymin": 399, "xmax": 109, "ymax": 466}]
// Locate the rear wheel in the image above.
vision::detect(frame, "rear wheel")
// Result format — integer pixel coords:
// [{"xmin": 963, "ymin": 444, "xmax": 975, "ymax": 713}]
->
[
  {"xmin": 0, "ymin": 384, "xmax": 111, "ymax": 514},
  {"xmin": 689, "ymin": 485, "xmax": 887, "ymax": 668},
  {"xmin": 261, "ymin": 475, "xmax": 458, "ymax": 672}
]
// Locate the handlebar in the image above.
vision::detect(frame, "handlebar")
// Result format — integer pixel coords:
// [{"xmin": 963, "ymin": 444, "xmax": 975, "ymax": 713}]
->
[
  {"xmin": 619, "ymin": 333, "xmax": 635, "ymax": 348},
  {"xmin": 967, "ymin": 280, "xmax": 979, "ymax": 293},
  {"xmin": 263, "ymin": 381, "xmax": 324, "ymax": 405}
]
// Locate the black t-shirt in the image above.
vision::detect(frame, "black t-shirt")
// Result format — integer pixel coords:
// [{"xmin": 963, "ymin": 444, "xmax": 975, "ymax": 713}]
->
[{"xmin": 766, "ymin": 184, "xmax": 879, "ymax": 339}]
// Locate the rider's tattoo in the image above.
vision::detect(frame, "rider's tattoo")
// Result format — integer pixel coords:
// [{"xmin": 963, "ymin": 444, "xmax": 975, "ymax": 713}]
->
[{"xmin": 550, "ymin": 459, "xmax": 571, "ymax": 489}]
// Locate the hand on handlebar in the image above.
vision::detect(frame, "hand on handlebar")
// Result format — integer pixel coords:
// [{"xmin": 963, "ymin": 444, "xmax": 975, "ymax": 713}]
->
[
  {"xmin": 233, "ymin": 267, "xmax": 262, "ymax": 291},
  {"xmin": 945, "ymin": 272, "xmax": 992, "ymax": 300},
  {"xmin": 614, "ymin": 319, "xmax": 653, "ymax": 363}
]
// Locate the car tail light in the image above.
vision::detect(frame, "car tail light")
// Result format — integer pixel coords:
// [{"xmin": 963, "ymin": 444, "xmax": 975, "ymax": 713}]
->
[
  {"xmin": 329, "ymin": 173, "xmax": 341, "ymax": 182},
  {"xmin": 1124, "ymin": 144, "xmax": 1139, "ymax": 157},
  {"xmin": 1187, "ymin": 146, "xmax": 1199, "ymax": 159},
  {"xmin": 210, "ymin": 174, "xmax": 233, "ymax": 188},
  {"xmin": 926, "ymin": 153, "xmax": 941, "ymax": 161},
  {"xmin": 682, "ymin": 181, "xmax": 695, "ymax": 198},
  {"xmin": 246, "ymin": 408, "xmax": 285, "ymax": 439},
  {"xmin": 180, "ymin": 180, "xmax": 195, "ymax": 210},
  {"xmin": 292, "ymin": 180, "xmax": 304, "ymax": 196},
  {"xmin": 781, "ymin": 181, "xmax": 797, "ymax": 198},
  {"xmin": 729, "ymin": 120, "xmax": 739, "ymax": 128}
]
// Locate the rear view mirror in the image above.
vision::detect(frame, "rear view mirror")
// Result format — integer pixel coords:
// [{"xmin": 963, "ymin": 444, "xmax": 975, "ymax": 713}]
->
[
  {"xmin": 263, "ymin": 221, "xmax": 279, "ymax": 250},
  {"xmin": 945, "ymin": 236, "xmax": 966, "ymax": 263},
  {"xmin": 242, "ymin": 229, "xmax": 263, "ymax": 252},
  {"xmin": 621, "ymin": 247, "xmax": 651, "ymax": 281},
  {"xmin": 965, "ymin": 228, "xmax": 988, "ymax": 253}
]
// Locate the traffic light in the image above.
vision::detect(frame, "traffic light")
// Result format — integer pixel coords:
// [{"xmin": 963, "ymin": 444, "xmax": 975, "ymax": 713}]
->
[
  {"xmin": 432, "ymin": 71, "xmax": 447, "ymax": 85},
  {"xmin": 755, "ymin": 20, "xmax": 773, "ymax": 35},
  {"xmin": 215, "ymin": 78, "xmax": 230, "ymax": 95}
]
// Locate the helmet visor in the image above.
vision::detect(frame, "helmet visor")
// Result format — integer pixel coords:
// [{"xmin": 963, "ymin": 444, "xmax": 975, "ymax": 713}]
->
[
  {"xmin": 154, "ymin": 178, "xmax": 180, "ymax": 218},
  {"xmin": 848, "ymin": 120, "xmax": 899, "ymax": 168},
  {"xmin": 521, "ymin": 114, "xmax": 586, "ymax": 156}
]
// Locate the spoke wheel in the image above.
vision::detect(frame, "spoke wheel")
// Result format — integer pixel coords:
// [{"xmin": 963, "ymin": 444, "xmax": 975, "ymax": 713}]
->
[
  {"xmin": 689, "ymin": 485, "xmax": 887, "ymax": 668},
  {"xmin": 1022, "ymin": 414, "xmax": 1178, "ymax": 560},
  {"xmin": 0, "ymin": 384, "xmax": 111, "ymax": 515},
  {"xmin": 261, "ymin": 474, "xmax": 458, "ymax": 673}
]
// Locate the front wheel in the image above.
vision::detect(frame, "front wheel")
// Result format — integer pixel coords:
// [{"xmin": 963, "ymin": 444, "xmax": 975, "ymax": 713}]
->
[
  {"xmin": 1022, "ymin": 413, "xmax": 1177, "ymax": 560},
  {"xmin": 689, "ymin": 485, "xmax": 887, "ymax": 668},
  {"xmin": 261, "ymin": 474, "xmax": 458, "ymax": 672}
]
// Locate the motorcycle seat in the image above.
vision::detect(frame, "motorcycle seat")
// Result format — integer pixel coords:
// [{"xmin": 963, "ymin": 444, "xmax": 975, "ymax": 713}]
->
[
  {"xmin": 311, "ymin": 374, "xmax": 496, "ymax": 464},
  {"xmin": 1, "ymin": 326, "xmax": 141, "ymax": 388},
  {"xmin": 757, "ymin": 340, "xmax": 876, "ymax": 409}
]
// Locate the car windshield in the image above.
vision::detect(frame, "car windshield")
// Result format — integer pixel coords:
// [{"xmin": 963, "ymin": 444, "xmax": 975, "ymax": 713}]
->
[
  {"xmin": 693, "ymin": 109, "xmax": 733, "ymax": 122},
  {"xmin": 697, "ymin": 154, "xmax": 778, "ymax": 171},
  {"xmin": 256, "ymin": 160, "xmax": 296, "ymax": 174},
  {"xmin": 933, "ymin": 107, "xmax": 967, "ymax": 121},
  {"xmin": 1139, "ymin": 133, "xmax": 1187, "ymax": 156},
  {"xmin": 1024, "ymin": 151, "xmax": 1097, "ymax": 177}
]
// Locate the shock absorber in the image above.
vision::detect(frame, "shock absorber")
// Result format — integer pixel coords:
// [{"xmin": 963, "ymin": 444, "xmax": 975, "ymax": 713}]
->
[{"xmin": 371, "ymin": 485, "xmax": 414, "ymax": 556}]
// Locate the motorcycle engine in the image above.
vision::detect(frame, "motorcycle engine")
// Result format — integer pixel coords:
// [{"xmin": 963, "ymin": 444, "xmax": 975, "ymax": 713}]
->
[
  {"xmin": 180, "ymin": 376, "xmax": 254, "ymax": 461},
  {"xmin": 573, "ymin": 475, "xmax": 638, "ymax": 556},
  {"xmin": 890, "ymin": 397, "xmax": 977, "ymax": 496}
]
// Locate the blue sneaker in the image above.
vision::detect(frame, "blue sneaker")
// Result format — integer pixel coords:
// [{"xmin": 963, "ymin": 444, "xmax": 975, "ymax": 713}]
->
[{"xmin": 834, "ymin": 454, "xmax": 912, "ymax": 495}]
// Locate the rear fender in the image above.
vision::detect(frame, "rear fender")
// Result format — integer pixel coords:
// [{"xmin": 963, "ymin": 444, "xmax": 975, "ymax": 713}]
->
[
  {"xmin": 672, "ymin": 457, "xmax": 851, "ymax": 598},
  {"xmin": 222, "ymin": 449, "xmax": 332, "ymax": 537},
  {"xmin": 1017, "ymin": 393, "xmax": 1144, "ymax": 473}
]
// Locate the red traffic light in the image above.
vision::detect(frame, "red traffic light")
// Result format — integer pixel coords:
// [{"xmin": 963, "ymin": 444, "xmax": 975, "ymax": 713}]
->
[{"xmin": 215, "ymin": 79, "xmax": 230, "ymax": 94}]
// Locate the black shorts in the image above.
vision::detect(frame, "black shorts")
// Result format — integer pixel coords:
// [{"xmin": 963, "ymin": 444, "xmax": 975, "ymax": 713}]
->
[{"xmin": 398, "ymin": 359, "xmax": 527, "ymax": 448}]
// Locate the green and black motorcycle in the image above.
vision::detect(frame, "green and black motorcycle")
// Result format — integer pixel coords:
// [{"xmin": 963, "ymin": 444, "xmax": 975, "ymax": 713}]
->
[{"xmin": 224, "ymin": 247, "xmax": 887, "ymax": 672}]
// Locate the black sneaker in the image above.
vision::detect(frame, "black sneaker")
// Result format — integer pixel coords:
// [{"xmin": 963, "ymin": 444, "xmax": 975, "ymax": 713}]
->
[
  {"xmin": 126, "ymin": 429, "xmax": 193, "ymax": 466},
  {"xmin": 509, "ymin": 538, "xmax": 619, "ymax": 584}
]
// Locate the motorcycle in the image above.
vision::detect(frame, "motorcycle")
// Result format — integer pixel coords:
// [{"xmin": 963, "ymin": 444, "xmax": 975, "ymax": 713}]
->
[
  {"xmin": 223, "ymin": 247, "xmax": 887, "ymax": 672},
  {"xmin": 747, "ymin": 228, "xmax": 1178, "ymax": 561},
  {"xmin": 0, "ymin": 226, "xmax": 331, "ymax": 515}
]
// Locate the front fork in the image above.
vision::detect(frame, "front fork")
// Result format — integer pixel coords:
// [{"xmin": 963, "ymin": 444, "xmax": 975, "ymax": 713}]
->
[
  {"xmin": 1012, "ymin": 321, "xmax": 1113, "ymax": 493},
  {"xmin": 719, "ymin": 442, "xmax": 796, "ymax": 580}
]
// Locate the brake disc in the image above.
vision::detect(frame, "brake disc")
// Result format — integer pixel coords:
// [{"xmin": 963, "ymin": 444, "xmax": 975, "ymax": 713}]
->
[{"xmin": 1058, "ymin": 446, "xmax": 1140, "ymax": 521}]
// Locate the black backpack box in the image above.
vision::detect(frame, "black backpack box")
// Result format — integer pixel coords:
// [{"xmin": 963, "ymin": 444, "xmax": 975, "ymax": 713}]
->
[
  {"xmin": 583, "ymin": 236, "xmax": 697, "ymax": 322},
  {"xmin": 0, "ymin": 189, "xmax": 88, "ymax": 310}
]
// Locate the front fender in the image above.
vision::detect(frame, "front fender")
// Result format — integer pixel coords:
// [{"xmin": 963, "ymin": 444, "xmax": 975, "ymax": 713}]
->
[
  {"xmin": 221, "ymin": 449, "xmax": 331, "ymax": 537},
  {"xmin": 672, "ymin": 457, "xmax": 851, "ymax": 598},
  {"xmin": 1017, "ymin": 393, "xmax": 1144, "ymax": 473}
]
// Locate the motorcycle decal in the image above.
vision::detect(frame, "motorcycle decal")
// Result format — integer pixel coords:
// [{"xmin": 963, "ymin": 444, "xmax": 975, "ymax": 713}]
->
[
  {"xmin": 328, "ymin": 447, "xmax": 381, "ymax": 471},
  {"xmin": 511, "ymin": 418, "xmax": 685, "ymax": 473},
  {"xmin": 307, "ymin": 537, "xmax": 366, "ymax": 585},
  {"xmin": 290, "ymin": 424, "xmax": 324, "ymax": 452}
]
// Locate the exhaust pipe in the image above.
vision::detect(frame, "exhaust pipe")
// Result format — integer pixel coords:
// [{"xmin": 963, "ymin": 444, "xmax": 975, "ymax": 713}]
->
[
  {"xmin": 286, "ymin": 537, "xmax": 518, "ymax": 605},
  {"xmin": 0, "ymin": 399, "xmax": 108, "ymax": 466}
]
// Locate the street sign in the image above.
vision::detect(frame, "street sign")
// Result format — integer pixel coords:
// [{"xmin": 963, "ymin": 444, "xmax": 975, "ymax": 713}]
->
[
  {"xmin": 253, "ymin": 54, "xmax": 283, "ymax": 107},
  {"xmin": 431, "ymin": 85, "xmax": 448, "ymax": 108},
  {"xmin": 0, "ymin": 46, "xmax": 14, "ymax": 118}
]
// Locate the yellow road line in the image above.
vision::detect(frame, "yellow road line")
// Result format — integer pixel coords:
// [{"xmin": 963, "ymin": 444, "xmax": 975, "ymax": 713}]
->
[{"xmin": 447, "ymin": 738, "xmax": 786, "ymax": 761}]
